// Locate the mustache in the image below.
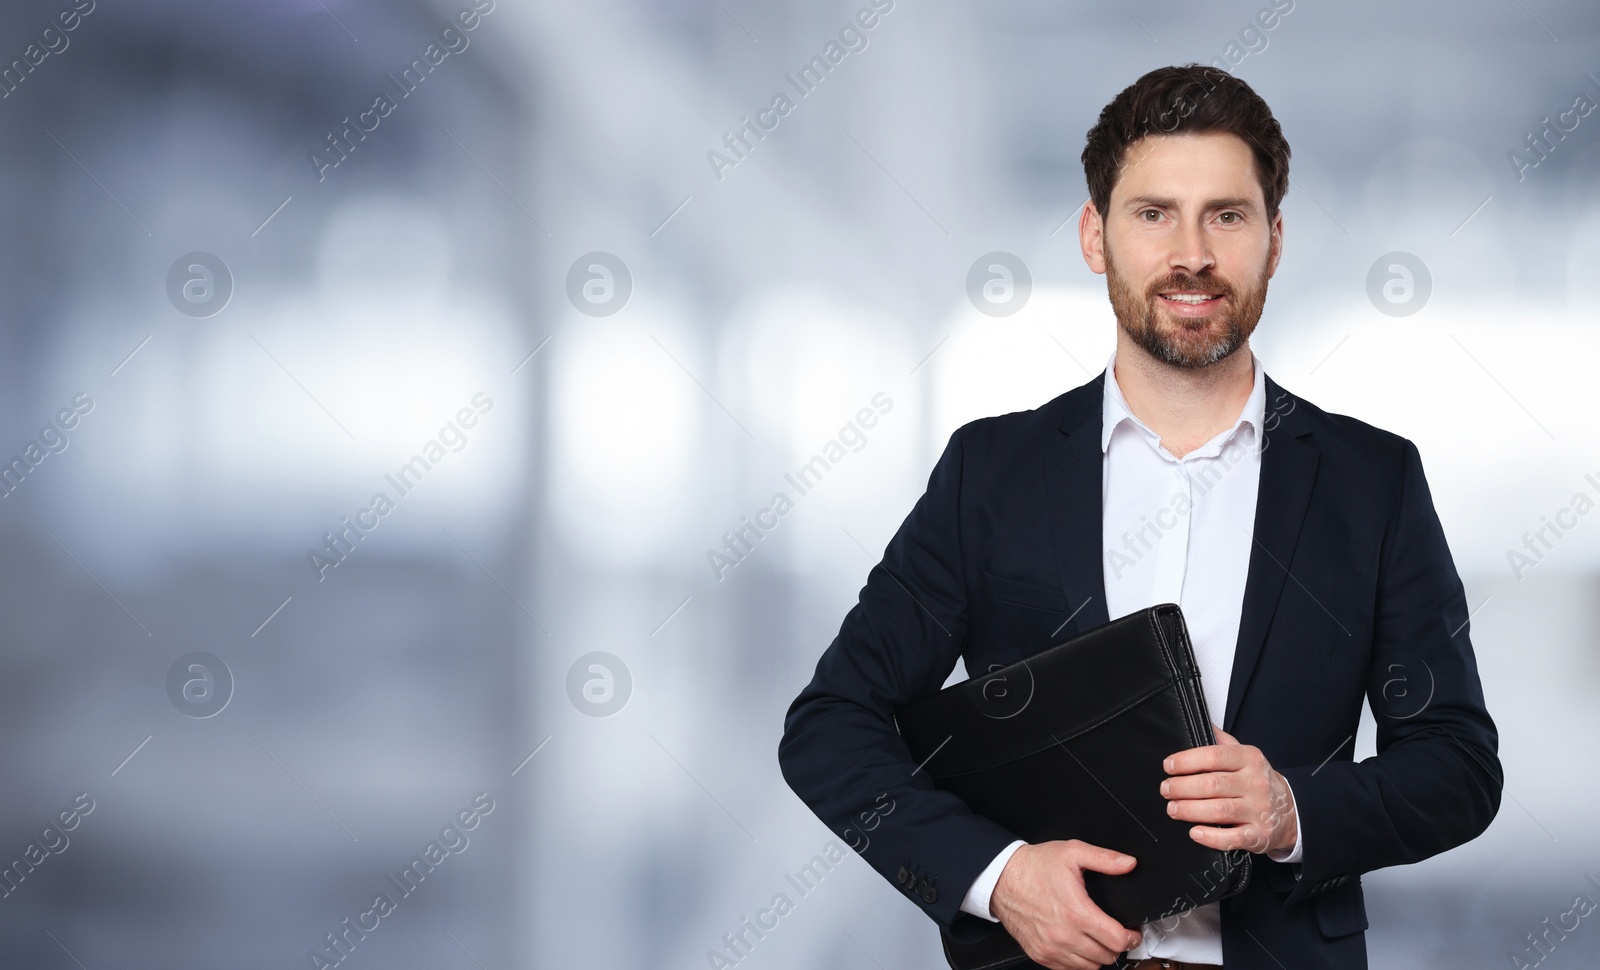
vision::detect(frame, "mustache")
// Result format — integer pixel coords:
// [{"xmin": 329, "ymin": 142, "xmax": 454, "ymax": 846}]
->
[{"xmin": 1150, "ymin": 274, "xmax": 1230, "ymax": 298}]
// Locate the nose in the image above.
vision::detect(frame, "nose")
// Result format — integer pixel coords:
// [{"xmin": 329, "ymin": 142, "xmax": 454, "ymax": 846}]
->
[{"xmin": 1167, "ymin": 215, "xmax": 1215, "ymax": 279}]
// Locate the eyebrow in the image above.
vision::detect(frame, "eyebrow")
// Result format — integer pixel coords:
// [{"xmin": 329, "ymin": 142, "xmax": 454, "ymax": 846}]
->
[{"xmin": 1121, "ymin": 195, "xmax": 1259, "ymax": 213}]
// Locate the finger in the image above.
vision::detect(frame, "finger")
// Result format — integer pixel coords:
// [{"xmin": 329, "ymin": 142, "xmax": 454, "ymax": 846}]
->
[
  {"xmin": 1052, "ymin": 949, "xmax": 1110, "ymax": 970},
  {"xmin": 1067, "ymin": 934, "xmax": 1122, "ymax": 969},
  {"xmin": 1026, "ymin": 914, "xmax": 1127, "ymax": 968},
  {"xmin": 1023, "ymin": 939, "xmax": 1086, "ymax": 970},
  {"xmin": 1168, "ymin": 795, "xmax": 1246, "ymax": 825},
  {"xmin": 1075, "ymin": 844, "xmax": 1138, "ymax": 875},
  {"xmin": 1213, "ymin": 724, "xmax": 1240, "ymax": 745},
  {"xmin": 1161, "ymin": 770, "xmax": 1240, "ymax": 800},
  {"xmin": 1190, "ymin": 822, "xmax": 1270, "ymax": 853},
  {"xmin": 1033, "ymin": 942, "xmax": 1098, "ymax": 970},
  {"xmin": 1165, "ymin": 745, "xmax": 1238, "ymax": 775},
  {"xmin": 1063, "ymin": 852, "xmax": 1143, "ymax": 954},
  {"xmin": 1080, "ymin": 908, "xmax": 1142, "ymax": 959}
]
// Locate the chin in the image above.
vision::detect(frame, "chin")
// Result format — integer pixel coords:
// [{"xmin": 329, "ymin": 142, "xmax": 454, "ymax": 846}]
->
[{"xmin": 1152, "ymin": 324, "xmax": 1242, "ymax": 366}]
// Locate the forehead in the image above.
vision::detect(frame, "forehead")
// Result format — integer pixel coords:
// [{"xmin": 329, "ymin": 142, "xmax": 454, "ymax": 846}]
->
[{"xmin": 1111, "ymin": 132, "xmax": 1262, "ymax": 205}]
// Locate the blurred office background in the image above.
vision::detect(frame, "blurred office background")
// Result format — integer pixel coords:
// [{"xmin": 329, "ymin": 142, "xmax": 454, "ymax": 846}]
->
[{"xmin": 0, "ymin": 0, "xmax": 1596, "ymax": 966}]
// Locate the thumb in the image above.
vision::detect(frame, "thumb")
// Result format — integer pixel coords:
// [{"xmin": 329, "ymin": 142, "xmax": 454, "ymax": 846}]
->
[
  {"xmin": 1078, "ymin": 845, "xmax": 1138, "ymax": 875},
  {"xmin": 1213, "ymin": 723, "xmax": 1240, "ymax": 745}
]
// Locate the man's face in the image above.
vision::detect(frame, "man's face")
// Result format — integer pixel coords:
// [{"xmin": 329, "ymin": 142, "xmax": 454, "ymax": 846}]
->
[{"xmin": 1081, "ymin": 132, "xmax": 1282, "ymax": 369}]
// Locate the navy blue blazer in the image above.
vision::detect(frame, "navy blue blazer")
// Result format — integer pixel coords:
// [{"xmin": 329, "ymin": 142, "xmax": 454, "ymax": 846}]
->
[{"xmin": 778, "ymin": 369, "xmax": 1502, "ymax": 969}]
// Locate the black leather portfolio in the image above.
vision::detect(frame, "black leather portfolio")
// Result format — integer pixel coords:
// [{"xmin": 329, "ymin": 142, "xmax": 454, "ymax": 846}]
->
[{"xmin": 893, "ymin": 603, "xmax": 1251, "ymax": 970}]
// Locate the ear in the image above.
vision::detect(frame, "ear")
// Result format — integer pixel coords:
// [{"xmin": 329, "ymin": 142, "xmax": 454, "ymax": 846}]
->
[
  {"xmin": 1265, "ymin": 209, "xmax": 1284, "ymax": 279},
  {"xmin": 1080, "ymin": 198, "xmax": 1108, "ymax": 275}
]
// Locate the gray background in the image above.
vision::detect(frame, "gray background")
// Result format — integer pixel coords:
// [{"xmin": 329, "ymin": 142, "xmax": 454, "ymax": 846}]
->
[{"xmin": 0, "ymin": 0, "xmax": 1595, "ymax": 966}]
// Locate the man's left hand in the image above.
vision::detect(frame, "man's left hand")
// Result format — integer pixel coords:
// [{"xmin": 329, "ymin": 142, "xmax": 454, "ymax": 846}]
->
[{"xmin": 1159, "ymin": 724, "xmax": 1297, "ymax": 854}]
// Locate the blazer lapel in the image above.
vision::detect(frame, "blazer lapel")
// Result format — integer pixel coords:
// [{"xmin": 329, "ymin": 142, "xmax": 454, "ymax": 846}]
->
[
  {"xmin": 1222, "ymin": 375, "xmax": 1320, "ymax": 733},
  {"xmin": 1044, "ymin": 371, "xmax": 1110, "ymax": 639}
]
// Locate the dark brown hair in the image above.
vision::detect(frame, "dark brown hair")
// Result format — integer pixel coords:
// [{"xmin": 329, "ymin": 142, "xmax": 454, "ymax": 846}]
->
[{"xmin": 1082, "ymin": 64, "xmax": 1290, "ymax": 222}]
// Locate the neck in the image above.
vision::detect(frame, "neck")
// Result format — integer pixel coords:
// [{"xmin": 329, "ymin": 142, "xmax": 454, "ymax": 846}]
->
[{"xmin": 1112, "ymin": 330, "xmax": 1254, "ymax": 459}]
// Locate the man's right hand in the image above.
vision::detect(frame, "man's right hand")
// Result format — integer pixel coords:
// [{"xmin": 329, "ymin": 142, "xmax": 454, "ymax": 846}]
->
[{"xmin": 987, "ymin": 840, "xmax": 1143, "ymax": 970}]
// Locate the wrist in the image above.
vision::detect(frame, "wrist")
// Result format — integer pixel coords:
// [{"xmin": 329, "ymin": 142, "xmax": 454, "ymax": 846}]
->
[
  {"xmin": 1269, "ymin": 770, "xmax": 1298, "ymax": 852},
  {"xmin": 989, "ymin": 843, "xmax": 1030, "ymax": 920}
]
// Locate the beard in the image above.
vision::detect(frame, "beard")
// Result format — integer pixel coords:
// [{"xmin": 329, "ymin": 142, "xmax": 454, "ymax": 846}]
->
[{"xmin": 1105, "ymin": 240, "xmax": 1270, "ymax": 369}]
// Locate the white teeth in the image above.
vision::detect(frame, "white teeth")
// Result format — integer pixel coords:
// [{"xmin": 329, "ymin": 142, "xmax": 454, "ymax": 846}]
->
[{"xmin": 1162, "ymin": 293, "xmax": 1217, "ymax": 304}]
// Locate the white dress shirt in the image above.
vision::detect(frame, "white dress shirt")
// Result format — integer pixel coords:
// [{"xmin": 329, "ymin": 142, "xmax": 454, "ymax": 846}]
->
[{"xmin": 960, "ymin": 347, "xmax": 1303, "ymax": 963}]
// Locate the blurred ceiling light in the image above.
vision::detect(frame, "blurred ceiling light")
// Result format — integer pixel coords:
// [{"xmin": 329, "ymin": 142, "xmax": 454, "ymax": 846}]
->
[
  {"xmin": 548, "ymin": 309, "xmax": 701, "ymax": 568},
  {"xmin": 736, "ymin": 286, "xmax": 913, "ymax": 452},
  {"xmin": 929, "ymin": 283, "xmax": 1116, "ymax": 452}
]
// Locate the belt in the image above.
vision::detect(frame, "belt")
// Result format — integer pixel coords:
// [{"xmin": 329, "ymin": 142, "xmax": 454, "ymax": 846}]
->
[{"xmin": 1123, "ymin": 961, "xmax": 1223, "ymax": 970}]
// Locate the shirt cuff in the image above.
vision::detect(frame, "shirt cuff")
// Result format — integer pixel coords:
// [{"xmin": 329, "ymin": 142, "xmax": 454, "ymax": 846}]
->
[
  {"xmin": 1265, "ymin": 776, "xmax": 1303, "ymax": 864},
  {"xmin": 960, "ymin": 840, "xmax": 1027, "ymax": 922}
]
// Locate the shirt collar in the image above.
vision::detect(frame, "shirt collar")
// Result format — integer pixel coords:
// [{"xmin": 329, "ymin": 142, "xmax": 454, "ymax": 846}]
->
[{"xmin": 1100, "ymin": 346, "xmax": 1267, "ymax": 457}]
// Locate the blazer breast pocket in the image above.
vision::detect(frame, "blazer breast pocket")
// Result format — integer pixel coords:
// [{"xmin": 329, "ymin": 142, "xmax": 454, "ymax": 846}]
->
[{"xmin": 981, "ymin": 570, "xmax": 1067, "ymax": 613}]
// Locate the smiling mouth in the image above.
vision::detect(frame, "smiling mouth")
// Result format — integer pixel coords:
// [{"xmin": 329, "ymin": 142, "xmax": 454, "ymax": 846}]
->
[{"xmin": 1158, "ymin": 292, "xmax": 1224, "ymax": 306}]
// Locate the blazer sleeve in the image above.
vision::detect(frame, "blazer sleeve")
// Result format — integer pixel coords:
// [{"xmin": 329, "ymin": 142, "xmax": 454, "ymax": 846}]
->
[
  {"xmin": 1277, "ymin": 438, "xmax": 1503, "ymax": 907},
  {"xmin": 777, "ymin": 421, "xmax": 1021, "ymax": 929}
]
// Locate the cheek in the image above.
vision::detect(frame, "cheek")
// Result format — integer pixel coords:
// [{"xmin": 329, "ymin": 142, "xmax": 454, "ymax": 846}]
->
[
  {"xmin": 1215, "ymin": 244, "xmax": 1273, "ymax": 288},
  {"xmin": 1110, "ymin": 263, "xmax": 1158, "ymax": 303},
  {"xmin": 1106, "ymin": 236, "xmax": 1165, "ymax": 283}
]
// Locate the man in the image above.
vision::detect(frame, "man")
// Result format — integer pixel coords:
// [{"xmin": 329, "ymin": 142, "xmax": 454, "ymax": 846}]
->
[{"xmin": 777, "ymin": 64, "xmax": 1501, "ymax": 970}]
